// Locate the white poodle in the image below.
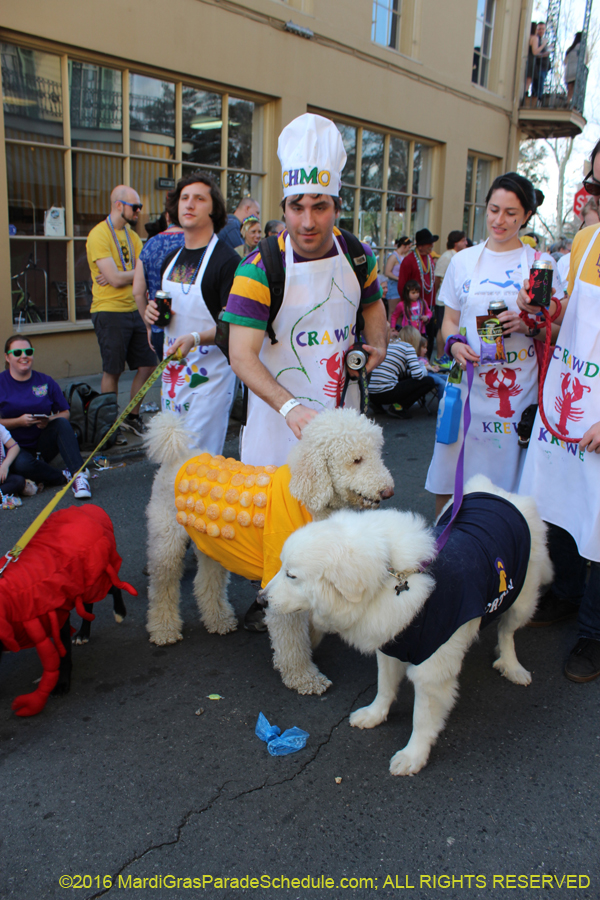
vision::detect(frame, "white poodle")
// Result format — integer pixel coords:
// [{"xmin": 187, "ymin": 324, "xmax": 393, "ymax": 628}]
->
[
  {"xmin": 260, "ymin": 475, "xmax": 553, "ymax": 774},
  {"xmin": 144, "ymin": 408, "xmax": 394, "ymax": 695}
]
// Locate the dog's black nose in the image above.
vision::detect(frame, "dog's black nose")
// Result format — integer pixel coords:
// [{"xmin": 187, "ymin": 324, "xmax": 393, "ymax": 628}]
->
[
  {"xmin": 256, "ymin": 588, "xmax": 269, "ymax": 608},
  {"xmin": 380, "ymin": 486, "xmax": 394, "ymax": 500}
]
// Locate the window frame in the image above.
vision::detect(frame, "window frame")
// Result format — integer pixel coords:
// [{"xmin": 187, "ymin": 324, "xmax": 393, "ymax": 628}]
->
[
  {"xmin": 472, "ymin": 0, "xmax": 496, "ymax": 89},
  {"xmin": 1, "ymin": 38, "xmax": 270, "ymax": 331},
  {"xmin": 463, "ymin": 152, "xmax": 497, "ymax": 241},
  {"xmin": 371, "ymin": 0, "xmax": 402, "ymax": 52}
]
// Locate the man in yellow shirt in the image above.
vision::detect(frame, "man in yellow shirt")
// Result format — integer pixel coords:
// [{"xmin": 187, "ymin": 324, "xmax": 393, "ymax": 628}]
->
[{"xmin": 87, "ymin": 185, "xmax": 157, "ymax": 436}]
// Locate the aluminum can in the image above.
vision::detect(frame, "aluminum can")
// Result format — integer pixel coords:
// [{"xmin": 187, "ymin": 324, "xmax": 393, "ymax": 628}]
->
[
  {"xmin": 345, "ymin": 346, "xmax": 368, "ymax": 371},
  {"xmin": 528, "ymin": 261, "xmax": 553, "ymax": 308},
  {"xmin": 488, "ymin": 299, "xmax": 510, "ymax": 338},
  {"xmin": 154, "ymin": 290, "xmax": 172, "ymax": 328}
]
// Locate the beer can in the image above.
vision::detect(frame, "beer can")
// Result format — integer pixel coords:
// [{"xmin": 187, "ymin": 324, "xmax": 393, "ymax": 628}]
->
[
  {"xmin": 154, "ymin": 290, "xmax": 172, "ymax": 328},
  {"xmin": 528, "ymin": 261, "xmax": 553, "ymax": 308},
  {"xmin": 345, "ymin": 346, "xmax": 368, "ymax": 371},
  {"xmin": 488, "ymin": 299, "xmax": 510, "ymax": 339}
]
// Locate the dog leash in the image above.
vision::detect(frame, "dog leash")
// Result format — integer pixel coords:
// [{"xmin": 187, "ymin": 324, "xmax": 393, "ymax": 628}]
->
[{"xmin": 0, "ymin": 350, "xmax": 180, "ymax": 576}]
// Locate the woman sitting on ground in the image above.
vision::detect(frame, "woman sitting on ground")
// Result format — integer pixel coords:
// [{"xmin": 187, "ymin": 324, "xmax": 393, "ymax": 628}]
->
[{"xmin": 0, "ymin": 335, "xmax": 91, "ymax": 499}]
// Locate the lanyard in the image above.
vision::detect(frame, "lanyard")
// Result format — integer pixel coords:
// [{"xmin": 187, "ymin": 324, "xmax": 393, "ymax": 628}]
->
[{"xmin": 106, "ymin": 217, "xmax": 135, "ymax": 271}]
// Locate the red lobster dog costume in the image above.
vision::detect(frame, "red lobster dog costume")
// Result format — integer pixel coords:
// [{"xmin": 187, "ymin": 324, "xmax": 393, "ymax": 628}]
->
[{"xmin": 0, "ymin": 505, "xmax": 136, "ymax": 716}]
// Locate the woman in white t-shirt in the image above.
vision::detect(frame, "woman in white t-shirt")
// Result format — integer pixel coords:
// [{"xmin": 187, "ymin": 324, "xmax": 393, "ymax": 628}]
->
[{"xmin": 425, "ymin": 172, "xmax": 563, "ymax": 515}]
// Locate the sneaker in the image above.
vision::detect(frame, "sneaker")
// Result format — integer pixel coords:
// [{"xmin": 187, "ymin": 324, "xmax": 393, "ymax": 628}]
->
[
  {"xmin": 22, "ymin": 479, "xmax": 38, "ymax": 497},
  {"xmin": 114, "ymin": 429, "xmax": 128, "ymax": 446},
  {"xmin": 243, "ymin": 598, "xmax": 268, "ymax": 633},
  {"xmin": 72, "ymin": 471, "xmax": 91, "ymax": 500},
  {"xmin": 564, "ymin": 638, "xmax": 600, "ymax": 683},
  {"xmin": 122, "ymin": 414, "xmax": 148, "ymax": 437},
  {"xmin": 527, "ymin": 589, "xmax": 579, "ymax": 627}
]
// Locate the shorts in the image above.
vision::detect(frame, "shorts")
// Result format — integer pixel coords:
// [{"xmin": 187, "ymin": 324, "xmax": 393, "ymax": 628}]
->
[{"xmin": 91, "ymin": 311, "xmax": 157, "ymax": 375}]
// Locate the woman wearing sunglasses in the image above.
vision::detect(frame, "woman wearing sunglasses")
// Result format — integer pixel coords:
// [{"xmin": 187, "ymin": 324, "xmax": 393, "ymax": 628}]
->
[{"xmin": 0, "ymin": 335, "xmax": 91, "ymax": 498}]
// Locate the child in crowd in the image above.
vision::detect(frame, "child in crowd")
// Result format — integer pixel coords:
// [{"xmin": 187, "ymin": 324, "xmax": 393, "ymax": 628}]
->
[
  {"xmin": 390, "ymin": 280, "xmax": 432, "ymax": 334},
  {"xmin": 0, "ymin": 424, "xmax": 37, "ymax": 499}
]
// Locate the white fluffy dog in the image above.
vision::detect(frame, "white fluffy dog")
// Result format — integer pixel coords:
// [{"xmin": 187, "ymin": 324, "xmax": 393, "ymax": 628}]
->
[
  {"xmin": 144, "ymin": 408, "xmax": 394, "ymax": 695},
  {"xmin": 260, "ymin": 476, "xmax": 552, "ymax": 774}
]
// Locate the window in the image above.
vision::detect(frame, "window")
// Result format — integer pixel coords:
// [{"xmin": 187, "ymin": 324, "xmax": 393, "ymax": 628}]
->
[
  {"xmin": 1, "ymin": 40, "xmax": 266, "ymax": 327},
  {"xmin": 463, "ymin": 154, "xmax": 494, "ymax": 241},
  {"xmin": 472, "ymin": 0, "xmax": 495, "ymax": 88},
  {"xmin": 372, "ymin": 0, "xmax": 401, "ymax": 51},
  {"xmin": 329, "ymin": 117, "xmax": 435, "ymax": 268}
]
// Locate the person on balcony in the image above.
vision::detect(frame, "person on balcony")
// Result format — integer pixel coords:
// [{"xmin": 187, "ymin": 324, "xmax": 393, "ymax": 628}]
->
[{"xmin": 565, "ymin": 32, "xmax": 583, "ymax": 102}]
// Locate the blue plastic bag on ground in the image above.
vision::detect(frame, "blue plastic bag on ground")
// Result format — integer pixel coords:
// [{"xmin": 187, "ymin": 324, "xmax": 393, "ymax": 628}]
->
[{"xmin": 255, "ymin": 712, "xmax": 309, "ymax": 756}]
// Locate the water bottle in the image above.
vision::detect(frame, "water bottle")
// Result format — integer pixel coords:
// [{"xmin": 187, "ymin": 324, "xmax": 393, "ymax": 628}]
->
[{"xmin": 436, "ymin": 383, "xmax": 463, "ymax": 444}]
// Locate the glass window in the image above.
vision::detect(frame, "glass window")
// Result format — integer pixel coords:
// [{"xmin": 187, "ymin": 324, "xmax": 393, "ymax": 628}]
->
[
  {"xmin": 413, "ymin": 143, "xmax": 431, "ymax": 196},
  {"xmin": 411, "ymin": 197, "xmax": 430, "ymax": 235},
  {"xmin": 475, "ymin": 158, "xmax": 491, "ymax": 204},
  {"xmin": 69, "ymin": 62, "xmax": 122, "ymax": 150},
  {"xmin": 129, "ymin": 73, "xmax": 175, "ymax": 158},
  {"xmin": 182, "ymin": 87, "xmax": 222, "ymax": 167},
  {"xmin": 361, "ymin": 130, "xmax": 385, "ymax": 189},
  {"xmin": 464, "ymin": 153, "xmax": 493, "ymax": 241},
  {"xmin": 464, "ymin": 155, "xmax": 474, "ymax": 203},
  {"xmin": 226, "ymin": 171, "xmax": 262, "ymax": 213},
  {"xmin": 372, "ymin": 0, "xmax": 401, "ymax": 50},
  {"xmin": 388, "ymin": 136, "xmax": 408, "ymax": 193},
  {"xmin": 386, "ymin": 193, "xmax": 410, "ymax": 245},
  {"xmin": 72, "ymin": 151, "xmax": 122, "ymax": 236},
  {"xmin": 1, "ymin": 43, "xmax": 63, "ymax": 143},
  {"xmin": 335, "ymin": 122, "xmax": 357, "ymax": 184},
  {"xmin": 338, "ymin": 186, "xmax": 356, "ymax": 233},
  {"xmin": 472, "ymin": 0, "xmax": 495, "ymax": 88},
  {"xmin": 6, "ymin": 144, "xmax": 65, "ymax": 236},
  {"xmin": 359, "ymin": 190, "xmax": 383, "ymax": 247},
  {"xmin": 11, "ymin": 241, "xmax": 68, "ymax": 324},
  {"xmin": 73, "ymin": 242, "xmax": 96, "ymax": 320},
  {"xmin": 228, "ymin": 98, "xmax": 256, "ymax": 171},
  {"xmin": 131, "ymin": 159, "xmax": 175, "ymax": 234}
]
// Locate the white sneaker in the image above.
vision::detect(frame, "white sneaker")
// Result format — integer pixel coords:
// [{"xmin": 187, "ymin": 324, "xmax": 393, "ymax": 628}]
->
[{"xmin": 72, "ymin": 471, "xmax": 91, "ymax": 500}]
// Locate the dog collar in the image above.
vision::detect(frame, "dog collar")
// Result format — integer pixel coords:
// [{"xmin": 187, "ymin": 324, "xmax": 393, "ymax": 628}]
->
[{"xmin": 387, "ymin": 566, "xmax": 410, "ymax": 595}]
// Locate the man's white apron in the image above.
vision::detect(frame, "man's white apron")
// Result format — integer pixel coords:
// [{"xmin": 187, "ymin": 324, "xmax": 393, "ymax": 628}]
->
[
  {"xmin": 520, "ymin": 225, "xmax": 600, "ymax": 561},
  {"xmin": 161, "ymin": 234, "xmax": 236, "ymax": 455},
  {"xmin": 426, "ymin": 242, "xmax": 539, "ymax": 494},
  {"xmin": 241, "ymin": 233, "xmax": 361, "ymax": 466}
]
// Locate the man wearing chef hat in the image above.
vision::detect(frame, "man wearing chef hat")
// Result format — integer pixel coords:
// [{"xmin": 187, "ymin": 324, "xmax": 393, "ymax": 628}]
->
[{"xmin": 222, "ymin": 113, "xmax": 388, "ymax": 469}]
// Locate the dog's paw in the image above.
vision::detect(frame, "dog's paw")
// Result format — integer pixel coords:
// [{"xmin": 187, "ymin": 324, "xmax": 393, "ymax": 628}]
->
[
  {"xmin": 349, "ymin": 704, "xmax": 388, "ymax": 730},
  {"xmin": 203, "ymin": 615, "xmax": 238, "ymax": 635},
  {"xmin": 389, "ymin": 749, "xmax": 427, "ymax": 776},
  {"xmin": 283, "ymin": 671, "xmax": 331, "ymax": 695},
  {"xmin": 493, "ymin": 658, "xmax": 532, "ymax": 685},
  {"xmin": 148, "ymin": 626, "xmax": 183, "ymax": 645}
]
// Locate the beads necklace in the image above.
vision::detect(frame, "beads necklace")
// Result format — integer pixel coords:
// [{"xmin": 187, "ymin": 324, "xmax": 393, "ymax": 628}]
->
[
  {"xmin": 106, "ymin": 216, "xmax": 135, "ymax": 270},
  {"xmin": 414, "ymin": 248, "xmax": 434, "ymax": 299}
]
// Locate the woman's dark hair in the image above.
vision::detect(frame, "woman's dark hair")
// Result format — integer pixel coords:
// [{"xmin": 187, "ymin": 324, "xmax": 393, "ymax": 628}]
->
[
  {"xmin": 530, "ymin": 21, "xmax": 538, "ymax": 36},
  {"xmin": 265, "ymin": 220, "xmax": 284, "ymax": 237},
  {"xmin": 402, "ymin": 279, "xmax": 422, "ymax": 320},
  {"xmin": 485, "ymin": 172, "xmax": 540, "ymax": 225},
  {"xmin": 447, "ymin": 230, "xmax": 466, "ymax": 250},
  {"xmin": 590, "ymin": 139, "xmax": 600, "ymax": 172},
  {"xmin": 165, "ymin": 171, "xmax": 227, "ymax": 232},
  {"xmin": 395, "ymin": 235, "xmax": 411, "ymax": 248},
  {"xmin": 566, "ymin": 31, "xmax": 582, "ymax": 54},
  {"xmin": 145, "ymin": 213, "xmax": 168, "ymax": 238},
  {"xmin": 4, "ymin": 334, "xmax": 32, "ymax": 369}
]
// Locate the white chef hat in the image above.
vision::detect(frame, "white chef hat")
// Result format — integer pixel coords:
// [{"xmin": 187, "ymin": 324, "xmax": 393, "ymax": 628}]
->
[{"xmin": 278, "ymin": 113, "xmax": 346, "ymax": 199}]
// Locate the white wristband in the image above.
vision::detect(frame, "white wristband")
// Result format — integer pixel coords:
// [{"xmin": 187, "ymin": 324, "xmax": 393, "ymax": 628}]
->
[
  {"xmin": 279, "ymin": 398, "xmax": 302, "ymax": 418},
  {"xmin": 191, "ymin": 332, "xmax": 201, "ymax": 347}
]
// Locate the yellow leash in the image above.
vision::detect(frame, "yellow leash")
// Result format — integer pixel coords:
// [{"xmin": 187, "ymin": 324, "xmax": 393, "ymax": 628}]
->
[{"xmin": 1, "ymin": 351, "xmax": 180, "ymax": 573}]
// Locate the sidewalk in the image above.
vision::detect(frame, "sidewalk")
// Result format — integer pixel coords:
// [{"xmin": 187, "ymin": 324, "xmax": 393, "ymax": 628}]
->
[{"xmin": 56, "ymin": 369, "xmax": 162, "ymax": 460}]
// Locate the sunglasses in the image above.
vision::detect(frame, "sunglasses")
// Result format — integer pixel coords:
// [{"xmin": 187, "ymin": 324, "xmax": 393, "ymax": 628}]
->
[
  {"xmin": 122, "ymin": 201, "xmax": 143, "ymax": 212},
  {"xmin": 7, "ymin": 347, "xmax": 34, "ymax": 357},
  {"xmin": 582, "ymin": 173, "xmax": 600, "ymax": 197}
]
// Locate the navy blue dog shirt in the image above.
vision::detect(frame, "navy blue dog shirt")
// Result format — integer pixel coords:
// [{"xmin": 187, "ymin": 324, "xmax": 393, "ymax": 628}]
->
[{"xmin": 380, "ymin": 493, "xmax": 531, "ymax": 666}]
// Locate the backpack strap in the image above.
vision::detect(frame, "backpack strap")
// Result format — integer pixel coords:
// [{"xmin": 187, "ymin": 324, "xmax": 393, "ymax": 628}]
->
[
  {"xmin": 259, "ymin": 235, "xmax": 286, "ymax": 345},
  {"xmin": 339, "ymin": 228, "xmax": 369, "ymax": 336}
]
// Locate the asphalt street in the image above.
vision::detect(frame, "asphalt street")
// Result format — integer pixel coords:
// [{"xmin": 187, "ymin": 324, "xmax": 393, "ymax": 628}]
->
[{"xmin": 0, "ymin": 405, "xmax": 597, "ymax": 900}]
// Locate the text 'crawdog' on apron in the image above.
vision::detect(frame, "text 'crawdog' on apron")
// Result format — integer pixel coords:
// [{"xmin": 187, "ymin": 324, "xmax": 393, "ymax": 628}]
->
[
  {"xmin": 161, "ymin": 234, "xmax": 236, "ymax": 456},
  {"xmin": 426, "ymin": 241, "xmax": 539, "ymax": 495},
  {"xmin": 241, "ymin": 233, "xmax": 361, "ymax": 467},
  {"xmin": 520, "ymin": 225, "xmax": 600, "ymax": 562}
]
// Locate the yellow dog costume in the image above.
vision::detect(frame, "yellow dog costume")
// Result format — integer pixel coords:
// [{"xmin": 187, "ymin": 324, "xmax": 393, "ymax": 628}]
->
[{"xmin": 174, "ymin": 453, "xmax": 312, "ymax": 587}]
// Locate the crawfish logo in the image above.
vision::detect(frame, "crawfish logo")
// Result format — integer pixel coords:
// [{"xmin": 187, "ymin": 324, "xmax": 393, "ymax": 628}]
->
[
  {"xmin": 320, "ymin": 351, "xmax": 346, "ymax": 406},
  {"xmin": 554, "ymin": 372, "xmax": 591, "ymax": 436},
  {"xmin": 479, "ymin": 367, "xmax": 523, "ymax": 418}
]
